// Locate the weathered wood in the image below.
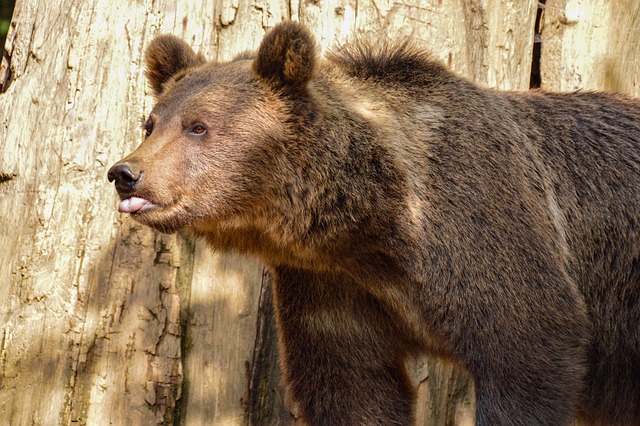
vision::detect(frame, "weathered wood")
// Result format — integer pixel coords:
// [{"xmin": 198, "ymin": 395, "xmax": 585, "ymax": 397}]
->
[
  {"xmin": 180, "ymin": 248, "xmax": 263, "ymax": 425},
  {"xmin": 541, "ymin": 0, "xmax": 640, "ymax": 96},
  {"xmin": 0, "ymin": 1, "xmax": 265, "ymax": 424}
]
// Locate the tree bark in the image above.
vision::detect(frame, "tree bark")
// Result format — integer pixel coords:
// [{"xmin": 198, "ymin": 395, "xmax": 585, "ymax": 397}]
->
[
  {"xmin": 541, "ymin": 0, "xmax": 640, "ymax": 97},
  {"xmin": 3, "ymin": 1, "xmax": 635, "ymax": 425}
]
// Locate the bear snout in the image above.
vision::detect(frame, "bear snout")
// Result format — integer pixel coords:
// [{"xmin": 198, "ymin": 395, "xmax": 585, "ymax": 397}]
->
[{"xmin": 108, "ymin": 162, "xmax": 144, "ymax": 195}]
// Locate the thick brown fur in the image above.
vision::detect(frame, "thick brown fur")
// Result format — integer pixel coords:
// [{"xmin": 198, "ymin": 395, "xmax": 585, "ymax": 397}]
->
[{"xmin": 109, "ymin": 21, "xmax": 640, "ymax": 426}]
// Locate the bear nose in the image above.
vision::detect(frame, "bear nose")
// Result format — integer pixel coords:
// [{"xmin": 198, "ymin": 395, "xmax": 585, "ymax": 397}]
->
[{"xmin": 108, "ymin": 163, "xmax": 143, "ymax": 193}]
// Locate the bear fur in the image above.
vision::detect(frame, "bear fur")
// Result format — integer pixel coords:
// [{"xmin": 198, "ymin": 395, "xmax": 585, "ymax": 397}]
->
[{"xmin": 108, "ymin": 21, "xmax": 640, "ymax": 426}]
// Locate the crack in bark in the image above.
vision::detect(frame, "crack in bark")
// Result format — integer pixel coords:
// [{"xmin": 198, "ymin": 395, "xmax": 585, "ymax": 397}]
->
[
  {"xmin": 530, "ymin": 1, "xmax": 546, "ymax": 88},
  {"xmin": 0, "ymin": 172, "xmax": 16, "ymax": 183},
  {"xmin": 0, "ymin": 21, "xmax": 16, "ymax": 93},
  {"xmin": 21, "ymin": 22, "xmax": 37, "ymax": 79},
  {"xmin": 0, "ymin": 328, "xmax": 8, "ymax": 379}
]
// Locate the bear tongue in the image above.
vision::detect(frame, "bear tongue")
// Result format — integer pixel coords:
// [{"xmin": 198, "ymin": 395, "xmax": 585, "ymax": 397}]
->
[{"xmin": 119, "ymin": 197, "xmax": 149, "ymax": 213}]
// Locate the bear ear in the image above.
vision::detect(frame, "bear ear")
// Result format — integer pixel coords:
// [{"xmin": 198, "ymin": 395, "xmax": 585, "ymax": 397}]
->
[
  {"xmin": 145, "ymin": 35, "xmax": 205, "ymax": 96},
  {"xmin": 253, "ymin": 21, "xmax": 316, "ymax": 90}
]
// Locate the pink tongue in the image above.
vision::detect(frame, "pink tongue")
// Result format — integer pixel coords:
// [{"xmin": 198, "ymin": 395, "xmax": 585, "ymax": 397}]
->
[{"xmin": 119, "ymin": 197, "xmax": 149, "ymax": 213}]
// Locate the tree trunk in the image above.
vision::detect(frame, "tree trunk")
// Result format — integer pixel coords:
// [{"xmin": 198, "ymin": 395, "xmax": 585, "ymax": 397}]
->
[
  {"xmin": 541, "ymin": 0, "xmax": 640, "ymax": 97},
  {"xmin": 2, "ymin": 1, "xmax": 637, "ymax": 425}
]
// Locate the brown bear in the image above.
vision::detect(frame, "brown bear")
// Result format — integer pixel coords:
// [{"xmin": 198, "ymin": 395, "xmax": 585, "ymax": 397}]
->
[{"xmin": 108, "ymin": 21, "xmax": 640, "ymax": 426}]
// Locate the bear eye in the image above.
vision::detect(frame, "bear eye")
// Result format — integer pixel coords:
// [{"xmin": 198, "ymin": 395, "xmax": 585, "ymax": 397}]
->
[
  {"xmin": 143, "ymin": 118, "xmax": 154, "ymax": 139},
  {"xmin": 189, "ymin": 124, "xmax": 207, "ymax": 136}
]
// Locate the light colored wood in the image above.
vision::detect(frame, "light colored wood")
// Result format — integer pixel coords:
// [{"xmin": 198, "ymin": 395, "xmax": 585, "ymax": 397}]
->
[
  {"xmin": 542, "ymin": 0, "xmax": 640, "ymax": 96},
  {"xmin": 0, "ymin": 1, "xmax": 266, "ymax": 424},
  {"xmin": 181, "ymin": 247, "xmax": 264, "ymax": 425}
]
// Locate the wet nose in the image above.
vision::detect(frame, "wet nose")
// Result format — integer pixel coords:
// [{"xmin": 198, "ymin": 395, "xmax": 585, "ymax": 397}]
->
[{"xmin": 108, "ymin": 163, "xmax": 142, "ymax": 193}]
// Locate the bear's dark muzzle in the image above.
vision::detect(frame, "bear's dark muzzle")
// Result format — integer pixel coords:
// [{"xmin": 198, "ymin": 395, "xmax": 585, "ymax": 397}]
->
[{"xmin": 108, "ymin": 162, "xmax": 143, "ymax": 195}]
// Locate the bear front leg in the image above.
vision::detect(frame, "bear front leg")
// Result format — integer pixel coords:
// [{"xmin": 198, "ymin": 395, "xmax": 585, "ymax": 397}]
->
[
  {"xmin": 273, "ymin": 266, "xmax": 416, "ymax": 426},
  {"xmin": 453, "ymin": 278, "xmax": 589, "ymax": 426}
]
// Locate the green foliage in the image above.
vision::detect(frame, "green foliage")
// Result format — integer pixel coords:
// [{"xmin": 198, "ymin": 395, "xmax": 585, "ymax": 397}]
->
[
  {"xmin": 0, "ymin": 19, "xmax": 9, "ymax": 37},
  {"xmin": 0, "ymin": 0, "xmax": 15, "ymax": 56}
]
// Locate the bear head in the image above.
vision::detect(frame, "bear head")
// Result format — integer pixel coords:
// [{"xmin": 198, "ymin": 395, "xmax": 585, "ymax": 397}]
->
[{"xmin": 108, "ymin": 22, "xmax": 317, "ymax": 236}]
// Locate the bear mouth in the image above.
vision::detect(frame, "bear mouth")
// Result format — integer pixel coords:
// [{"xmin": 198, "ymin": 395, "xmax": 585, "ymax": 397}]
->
[
  {"xmin": 118, "ymin": 196, "xmax": 159, "ymax": 214},
  {"xmin": 116, "ymin": 195, "xmax": 187, "ymax": 234}
]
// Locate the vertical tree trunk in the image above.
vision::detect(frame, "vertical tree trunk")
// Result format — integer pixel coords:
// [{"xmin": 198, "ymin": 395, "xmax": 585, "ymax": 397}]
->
[
  {"xmin": 4, "ymin": 1, "xmax": 636, "ymax": 425},
  {"xmin": 0, "ymin": 1, "xmax": 272, "ymax": 424},
  {"xmin": 541, "ymin": 0, "xmax": 640, "ymax": 97}
]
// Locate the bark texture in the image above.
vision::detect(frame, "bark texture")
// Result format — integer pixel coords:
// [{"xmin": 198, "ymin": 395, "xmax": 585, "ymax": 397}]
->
[
  {"xmin": 1, "ymin": 1, "xmax": 636, "ymax": 425},
  {"xmin": 541, "ymin": 0, "xmax": 640, "ymax": 96}
]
